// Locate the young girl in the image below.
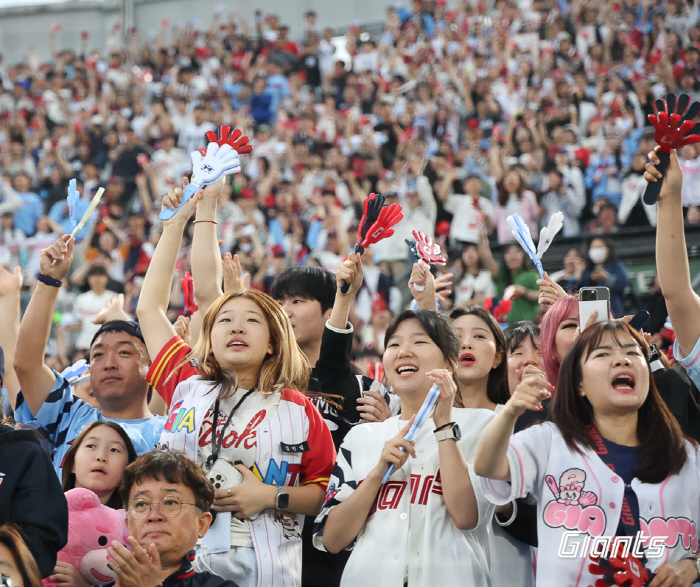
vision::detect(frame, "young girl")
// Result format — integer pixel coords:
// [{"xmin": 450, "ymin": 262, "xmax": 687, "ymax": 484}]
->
[
  {"xmin": 314, "ymin": 309, "xmax": 496, "ymax": 587},
  {"xmin": 475, "ymin": 321, "xmax": 700, "ymax": 586},
  {"xmin": 61, "ymin": 421, "xmax": 137, "ymax": 509},
  {"xmin": 449, "ymin": 306, "xmax": 509, "ymax": 410},
  {"xmin": 136, "ymin": 187, "xmax": 336, "ymax": 587}
]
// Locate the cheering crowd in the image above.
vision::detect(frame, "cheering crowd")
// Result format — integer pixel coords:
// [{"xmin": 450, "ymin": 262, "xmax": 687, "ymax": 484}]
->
[{"xmin": 3, "ymin": 0, "xmax": 700, "ymax": 585}]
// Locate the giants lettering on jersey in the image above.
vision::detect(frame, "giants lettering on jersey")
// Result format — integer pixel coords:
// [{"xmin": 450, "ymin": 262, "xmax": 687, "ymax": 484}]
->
[
  {"xmin": 364, "ymin": 470, "xmax": 444, "ymax": 515},
  {"xmin": 639, "ymin": 517, "xmax": 698, "ymax": 553},
  {"xmin": 252, "ymin": 458, "xmax": 302, "ymax": 486},
  {"xmin": 164, "ymin": 400, "xmax": 196, "ymax": 434},
  {"xmin": 198, "ymin": 408, "xmax": 267, "ymax": 450}
]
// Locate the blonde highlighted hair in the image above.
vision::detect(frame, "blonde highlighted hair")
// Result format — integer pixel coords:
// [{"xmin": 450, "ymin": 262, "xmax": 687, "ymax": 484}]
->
[{"xmin": 187, "ymin": 290, "xmax": 310, "ymax": 399}]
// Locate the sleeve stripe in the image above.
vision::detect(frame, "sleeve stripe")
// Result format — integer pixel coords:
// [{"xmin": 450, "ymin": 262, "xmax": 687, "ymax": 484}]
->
[
  {"xmin": 301, "ymin": 477, "xmax": 330, "ymax": 486},
  {"xmin": 149, "ymin": 339, "xmax": 188, "ymax": 388}
]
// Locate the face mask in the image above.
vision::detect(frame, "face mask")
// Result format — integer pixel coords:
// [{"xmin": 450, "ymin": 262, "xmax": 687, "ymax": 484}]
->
[{"xmin": 589, "ymin": 247, "xmax": 607, "ymax": 264}]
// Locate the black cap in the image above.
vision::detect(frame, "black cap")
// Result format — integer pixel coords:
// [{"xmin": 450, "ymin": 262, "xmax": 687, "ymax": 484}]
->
[{"xmin": 89, "ymin": 320, "xmax": 145, "ymax": 349}]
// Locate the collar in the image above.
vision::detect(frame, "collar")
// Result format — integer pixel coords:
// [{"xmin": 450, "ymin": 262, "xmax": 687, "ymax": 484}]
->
[{"xmin": 164, "ymin": 550, "xmax": 197, "ymax": 584}]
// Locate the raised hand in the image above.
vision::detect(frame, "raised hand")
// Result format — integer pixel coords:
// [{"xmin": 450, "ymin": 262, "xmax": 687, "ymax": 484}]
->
[
  {"xmin": 0, "ymin": 265, "xmax": 22, "ymax": 298},
  {"xmin": 92, "ymin": 293, "xmax": 129, "ymax": 324},
  {"xmin": 223, "ymin": 252, "xmax": 250, "ymax": 294},
  {"xmin": 336, "ymin": 252, "xmax": 364, "ymax": 296},
  {"xmin": 408, "ymin": 261, "xmax": 436, "ymax": 308},
  {"xmin": 537, "ymin": 272, "xmax": 567, "ymax": 308},
  {"xmin": 426, "ymin": 369, "xmax": 458, "ymax": 428},
  {"xmin": 160, "ymin": 184, "xmax": 204, "ymax": 227},
  {"xmin": 505, "ymin": 373, "xmax": 552, "ymax": 419},
  {"xmin": 644, "ymin": 147, "xmax": 683, "ymax": 205},
  {"xmin": 40, "ymin": 235, "xmax": 74, "ymax": 281},
  {"xmin": 159, "ymin": 143, "xmax": 240, "ymax": 221}
]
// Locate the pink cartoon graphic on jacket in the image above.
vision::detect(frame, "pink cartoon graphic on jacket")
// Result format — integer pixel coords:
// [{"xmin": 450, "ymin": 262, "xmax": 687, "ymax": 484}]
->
[{"xmin": 545, "ymin": 468, "xmax": 598, "ymax": 506}]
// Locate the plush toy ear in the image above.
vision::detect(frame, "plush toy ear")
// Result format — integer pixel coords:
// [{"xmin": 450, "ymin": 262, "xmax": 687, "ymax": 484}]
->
[{"xmin": 65, "ymin": 487, "xmax": 102, "ymax": 511}]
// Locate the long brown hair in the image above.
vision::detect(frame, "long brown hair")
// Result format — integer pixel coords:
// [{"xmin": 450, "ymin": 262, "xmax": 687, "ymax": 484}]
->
[
  {"xmin": 450, "ymin": 306, "xmax": 510, "ymax": 405},
  {"xmin": 551, "ymin": 321, "xmax": 691, "ymax": 483},
  {"xmin": 0, "ymin": 524, "xmax": 42, "ymax": 587},
  {"xmin": 62, "ymin": 421, "xmax": 137, "ymax": 510},
  {"xmin": 186, "ymin": 290, "xmax": 311, "ymax": 400}
]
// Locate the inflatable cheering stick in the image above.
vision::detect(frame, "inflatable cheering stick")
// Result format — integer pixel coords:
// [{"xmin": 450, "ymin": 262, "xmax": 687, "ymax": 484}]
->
[
  {"xmin": 588, "ymin": 552, "xmax": 654, "ymax": 587},
  {"xmin": 341, "ymin": 193, "xmax": 403, "ymax": 293},
  {"xmin": 644, "ymin": 93, "xmax": 700, "ymax": 205},
  {"xmin": 405, "ymin": 230, "xmax": 446, "ymax": 292},
  {"xmin": 160, "ymin": 128, "xmax": 246, "ymax": 221},
  {"xmin": 181, "ymin": 272, "xmax": 198, "ymax": 317},
  {"xmin": 52, "ymin": 181, "xmax": 105, "ymax": 265},
  {"xmin": 382, "ymin": 384, "xmax": 440, "ymax": 484},
  {"xmin": 507, "ymin": 212, "xmax": 564, "ymax": 279},
  {"xmin": 199, "ymin": 124, "xmax": 253, "ymax": 155}
]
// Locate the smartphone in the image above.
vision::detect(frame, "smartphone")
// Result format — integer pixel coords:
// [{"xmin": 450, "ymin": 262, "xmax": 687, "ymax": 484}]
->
[
  {"xmin": 207, "ymin": 459, "xmax": 243, "ymax": 491},
  {"xmin": 579, "ymin": 287, "xmax": 610, "ymax": 329}
]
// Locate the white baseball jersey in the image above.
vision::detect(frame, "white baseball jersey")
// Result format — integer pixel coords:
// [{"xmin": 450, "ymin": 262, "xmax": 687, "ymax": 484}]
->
[
  {"xmin": 314, "ymin": 408, "xmax": 496, "ymax": 587},
  {"xmin": 486, "ymin": 406, "xmax": 535, "ymax": 587},
  {"xmin": 159, "ymin": 377, "xmax": 335, "ymax": 587},
  {"xmin": 480, "ymin": 421, "xmax": 700, "ymax": 587}
]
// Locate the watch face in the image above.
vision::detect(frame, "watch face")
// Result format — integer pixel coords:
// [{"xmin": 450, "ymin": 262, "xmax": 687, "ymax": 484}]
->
[
  {"xmin": 453, "ymin": 423, "xmax": 462, "ymax": 441},
  {"xmin": 277, "ymin": 491, "xmax": 290, "ymax": 510}
]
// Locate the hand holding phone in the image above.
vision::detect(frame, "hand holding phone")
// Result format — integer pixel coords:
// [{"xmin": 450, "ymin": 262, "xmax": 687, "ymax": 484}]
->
[{"xmin": 579, "ymin": 287, "xmax": 610, "ymax": 330}]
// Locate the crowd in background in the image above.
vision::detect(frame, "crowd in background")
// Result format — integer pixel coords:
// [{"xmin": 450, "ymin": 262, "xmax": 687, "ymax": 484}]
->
[{"xmin": 0, "ymin": 0, "xmax": 699, "ymax": 368}]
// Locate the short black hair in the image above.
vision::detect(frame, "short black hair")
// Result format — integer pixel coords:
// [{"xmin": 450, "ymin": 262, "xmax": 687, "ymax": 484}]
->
[
  {"xmin": 270, "ymin": 266, "xmax": 337, "ymax": 314},
  {"xmin": 504, "ymin": 320, "xmax": 540, "ymax": 353},
  {"xmin": 87, "ymin": 265, "xmax": 109, "ymax": 279},
  {"xmin": 119, "ymin": 448, "xmax": 214, "ymax": 512}
]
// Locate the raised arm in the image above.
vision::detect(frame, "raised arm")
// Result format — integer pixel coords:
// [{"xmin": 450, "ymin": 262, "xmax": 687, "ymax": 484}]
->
[
  {"xmin": 190, "ymin": 177, "xmax": 226, "ymax": 316},
  {"xmin": 0, "ymin": 266, "xmax": 23, "ymax": 408},
  {"xmin": 13, "ymin": 235, "xmax": 74, "ymax": 416},
  {"xmin": 136, "ymin": 186, "xmax": 203, "ymax": 362},
  {"xmin": 473, "ymin": 374, "xmax": 551, "ymax": 480},
  {"xmin": 646, "ymin": 148, "xmax": 700, "ymax": 357}
]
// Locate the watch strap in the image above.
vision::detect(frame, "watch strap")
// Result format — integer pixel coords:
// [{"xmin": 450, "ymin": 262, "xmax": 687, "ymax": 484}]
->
[
  {"xmin": 435, "ymin": 426, "xmax": 458, "ymax": 442},
  {"xmin": 36, "ymin": 273, "xmax": 63, "ymax": 288}
]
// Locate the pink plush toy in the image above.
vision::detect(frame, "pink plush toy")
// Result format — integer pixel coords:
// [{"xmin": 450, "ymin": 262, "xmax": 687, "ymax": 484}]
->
[{"xmin": 44, "ymin": 488, "xmax": 129, "ymax": 586}]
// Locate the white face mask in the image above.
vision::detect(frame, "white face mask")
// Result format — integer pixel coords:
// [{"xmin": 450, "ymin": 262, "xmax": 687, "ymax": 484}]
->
[{"xmin": 588, "ymin": 247, "xmax": 607, "ymax": 264}]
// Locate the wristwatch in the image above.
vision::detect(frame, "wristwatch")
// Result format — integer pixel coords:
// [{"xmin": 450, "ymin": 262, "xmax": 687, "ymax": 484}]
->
[
  {"xmin": 275, "ymin": 486, "xmax": 290, "ymax": 510},
  {"xmin": 434, "ymin": 422, "xmax": 461, "ymax": 442},
  {"xmin": 686, "ymin": 556, "xmax": 700, "ymax": 581}
]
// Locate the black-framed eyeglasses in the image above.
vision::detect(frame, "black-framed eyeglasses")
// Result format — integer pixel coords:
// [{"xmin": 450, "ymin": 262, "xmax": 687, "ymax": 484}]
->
[{"xmin": 127, "ymin": 497, "xmax": 199, "ymax": 520}]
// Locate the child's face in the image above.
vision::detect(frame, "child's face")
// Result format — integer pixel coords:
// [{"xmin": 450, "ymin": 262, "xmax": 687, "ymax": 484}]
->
[{"xmin": 73, "ymin": 425, "xmax": 130, "ymax": 498}]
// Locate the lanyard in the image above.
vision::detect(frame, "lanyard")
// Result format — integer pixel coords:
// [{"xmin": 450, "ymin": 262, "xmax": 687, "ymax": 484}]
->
[
  {"xmin": 206, "ymin": 386, "xmax": 256, "ymax": 470},
  {"xmin": 587, "ymin": 424, "xmax": 641, "ymax": 537}
]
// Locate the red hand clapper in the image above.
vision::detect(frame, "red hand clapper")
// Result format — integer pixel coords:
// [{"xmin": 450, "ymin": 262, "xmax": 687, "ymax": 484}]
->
[
  {"xmin": 340, "ymin": 193, "xmax": 403, "ymax": 293},
  {"xmin": 412, "ymin": 230, "xmax": 446, "ymax": 266},
  {"xmin": 644, "ymin": 93, "xmax": 700, "ymax": 204},
  {"xmin": 198, "ymin": 125, "xmax": 253, "ymax": 156}
]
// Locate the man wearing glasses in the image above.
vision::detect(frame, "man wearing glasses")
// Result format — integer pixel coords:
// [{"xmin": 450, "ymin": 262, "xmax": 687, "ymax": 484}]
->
[{"xmin": 105, "ymin": 449, "xmax": 240, "ymax": 587}]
